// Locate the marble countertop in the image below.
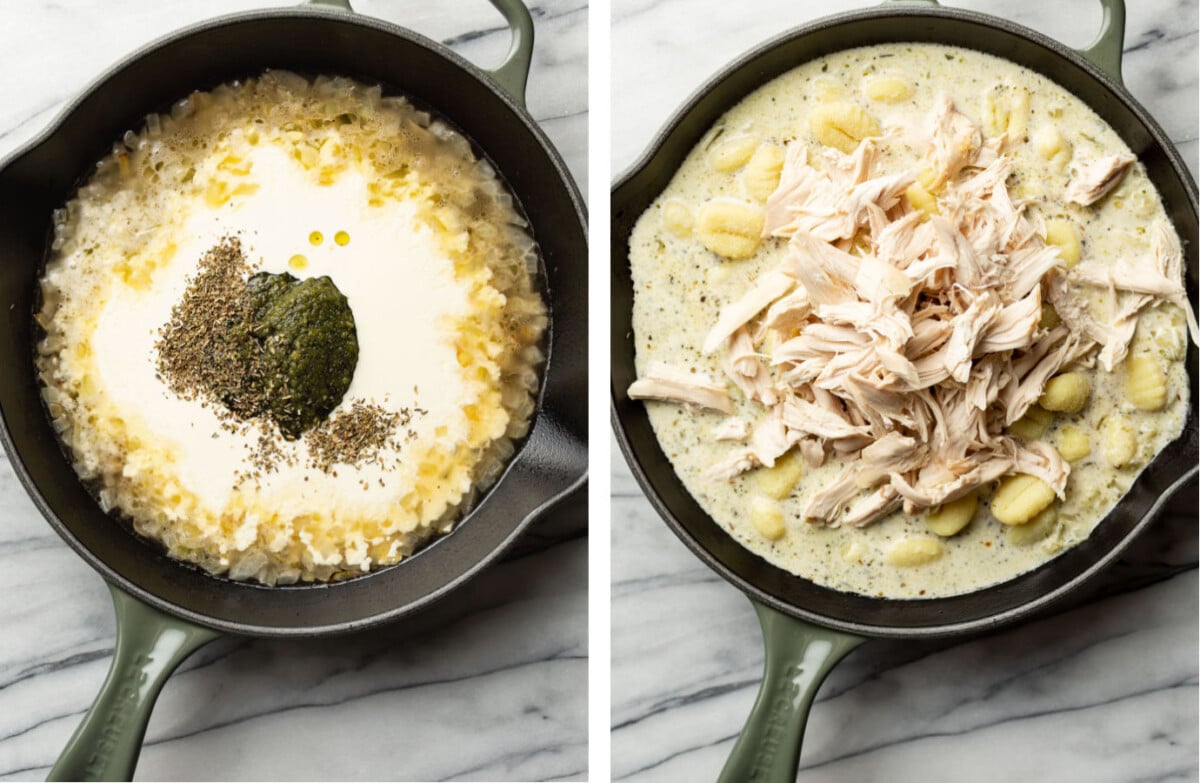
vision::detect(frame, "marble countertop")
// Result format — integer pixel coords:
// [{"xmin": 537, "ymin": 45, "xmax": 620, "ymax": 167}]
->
[
  {"xmin": 0, "ymin": 1, "xmax": 586, "ymax": 781},
  {"xmin": 611, "ymin": 1, "xmax": 1198, "ymax": 781}
]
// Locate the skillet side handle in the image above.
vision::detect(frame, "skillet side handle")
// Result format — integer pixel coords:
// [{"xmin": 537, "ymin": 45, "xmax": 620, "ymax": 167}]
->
[
  {"xmin": 718, "ymin": 601, "xmax": 865, "ymax": 783},
  {"xmin": 303, "ymin": 0, "xmax": 353, "ymax": 10},
  {"xmin": 1077, "ymin": 0, "xmax": 1126, "ymax": 85},
  {"xmin": 484, "ymin": 0, "xmax": 535, "ymax": 107},
  {"xmin": 47, "ymin": 585, "xmax": 220, "ymax": 782},
  {"xmin": 302, "ymin": 0, "xmax": 533, "ymax": 107}
]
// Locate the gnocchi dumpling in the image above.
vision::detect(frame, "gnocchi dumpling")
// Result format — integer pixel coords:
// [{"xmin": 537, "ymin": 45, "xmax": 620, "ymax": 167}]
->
[
  {"xmin": 1055, "ymin": 426, "xmax": 1092, "ymax": 463},
  {"xmin": 990, "ymin": 474, "xmax": 1055, "ymax": 526},
  {"xmin": 885, "ymin": 537, "xmax": 943, "ymax": 567},
  {"xmin": 905, "ymin": 182, "xmax": 939, "ymax": 216},
  {"xmin": 749, "ymin": 496, "xmax": 787, "ymax": 540},
  {"xmin": 862, "ymin": 74, "xmax": 912, "ymax": 103},
  {"xmin": 841, "ymin": 539, "xmax": 868, "ymax": 565},
  {"xmin": 1007, "ymin": 405, "xmax": 1053, "ymax": 441},
  {"xmin": 982, "ymin": 81, "xmax": 1030, "ymax": 139},
  {"xmin": 661, "ymin": 199, "xmax": 694, "ymax": 237},
  {"xmin": 1038, "ymin": 372, "xmax": 1091, "ymax": 413},
  {"xmin": 706, "ymin": 264, "xmax": 733, "ymax": 287},
  {"xmin": 1003, "ymin": 505, "xmax": 1058, "ymax": 547},
  {"xmin": 925, "ymin": 490, "xmax": 977, "ymax": 537},
  {"xmin": 696, "ymin": 199, "xmax": 765, "ymax": 259},
  {"xmin": 1033, "ymin": 124, "xmax": 1072, "ymax": 170},
  {"xmin": 708, "ymin": 135, "xmax": 759, "ymax": 173},
  {"xmin": 1124, "ymin": 354, "xmax": 1167, "ymax": 411},
  {"xmin": 810, "ymin": 77, "xmax": 843, "ymax": 101},
  {"xmin": 1043, "ymin": 219, "xmax": 1082, "ymax": 267},
  {"xmin": 744, "ymin": 144, "xmax": 786, "ymax": 202},
  {"xmin": 808, "ymin": 102, "xmax": 879, "ymax": 153},
  {"xmin": 754, "ymin": 449, "xmax": 804, "ymax": 499},
  {"xmin": 1101, "ymin": 415, "xmax": 1138, "ymax": 468}
]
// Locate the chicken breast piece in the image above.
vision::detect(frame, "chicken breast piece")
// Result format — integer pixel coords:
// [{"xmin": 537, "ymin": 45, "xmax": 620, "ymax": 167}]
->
[
  {"xmin": 1065, "ymin": 154, "xmax": 1134, "ymax": 206},
  {"xmin": 628, "ymin": 361, "xmax": 734, "ymax": 414}
]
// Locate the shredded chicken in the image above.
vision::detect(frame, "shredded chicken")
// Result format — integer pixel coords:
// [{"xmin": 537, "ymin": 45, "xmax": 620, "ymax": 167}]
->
[
  {"xmin": 628, "ymin": 95, "xmax": 1196, "ymax": 530},
  {"xmin": 926, "ymin": 95, "xmax": 984, "ymax": 190},
  {"xmin": 723, "ymin": 327, "xmax": 778, "ymax": 406},
  {"xmin": 627, "ymin": 361, "xmax": 733, "ymax": 414},
  {"xmin": 764, "ymin": 141, "xmax": 914, "ymax": 242},
  {"xmin": 713, "ymin": 418, "xmax": 750, "ymax": 442},
  {"xmin": 1065, "ymin": 153, "xmax": 1134, "ymax": 206}
]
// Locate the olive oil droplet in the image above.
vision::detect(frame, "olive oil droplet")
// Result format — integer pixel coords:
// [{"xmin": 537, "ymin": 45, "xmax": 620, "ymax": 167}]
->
[
  {"xmin": 309, "ymin": 231, "xmax": 323, "ymax": 246},
  {"xmin": 288, "ymin": 254, "xmax": 308, "ymax": 270},
  {"xmin": 334, "ymin": 230, "xmax": 350, "ymax": 246}
]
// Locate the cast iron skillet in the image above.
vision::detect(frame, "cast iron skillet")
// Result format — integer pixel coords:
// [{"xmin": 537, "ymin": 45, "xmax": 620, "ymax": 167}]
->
[
  {"xmin": 611, "ymin": 0, "xmax": 1197, "ymax": 780},
  {"xmin": 0, "ymin": 0, "xmax": 586, "ymax": 779}
]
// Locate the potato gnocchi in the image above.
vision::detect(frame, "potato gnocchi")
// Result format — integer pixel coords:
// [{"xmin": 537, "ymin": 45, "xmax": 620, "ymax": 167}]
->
[
  {"xmin": 808, "ymin": 102, "xmax": 879, "ymax": 153},
  {"xmin": 696, "ymin": 199, "xmax": 765, "ymax": 259},
  {"xmin": 744, "ymin": 145, "xmax": 786, "ymax": 201},
  {"xmin": 708, "ymin": 135, "xmax": 759, "ymax": 173}
]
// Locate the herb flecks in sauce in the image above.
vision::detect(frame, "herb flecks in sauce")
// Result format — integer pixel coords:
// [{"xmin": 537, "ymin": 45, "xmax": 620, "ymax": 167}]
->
[
  {"xmin": 305, "ymin": 399, "xmax": 412, "ymax": 473},
  {"xmin": 155, "ymin": 237, "xmax": 358, "ymax": 440}
]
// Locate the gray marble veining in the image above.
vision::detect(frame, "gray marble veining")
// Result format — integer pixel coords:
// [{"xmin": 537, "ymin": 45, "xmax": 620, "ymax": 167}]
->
[
  {"xmin": 611, "ymin": 1, "xmax": 1198, "ymax": 780},
  {"xmin": 0, "ymin": 1, "xmax": 587, "ymax": 780}
]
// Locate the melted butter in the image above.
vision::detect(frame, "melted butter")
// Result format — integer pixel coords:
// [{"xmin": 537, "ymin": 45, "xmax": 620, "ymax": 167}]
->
[
  {"xmin": 288, "ymin": 253, "xmax": 308, "ymax": 270},
  {"xmin": 334, "ymin": 230, "xmax": 351, "ymax": 246}
]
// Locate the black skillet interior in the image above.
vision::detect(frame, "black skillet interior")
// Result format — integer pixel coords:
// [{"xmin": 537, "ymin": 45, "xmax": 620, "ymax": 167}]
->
[
  {"xmin": 611, "ymin": 7, "xmax": 1198, "ymax": 639},
  {"xmin": 0, "ymin": 8, "xmax": 587, "ymax": 636}
]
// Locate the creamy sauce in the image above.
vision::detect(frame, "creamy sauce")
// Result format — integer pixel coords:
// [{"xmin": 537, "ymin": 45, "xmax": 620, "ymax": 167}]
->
[{"xmin": 630, "ymin": 44, "xmax": 1191, "ymax": 598}]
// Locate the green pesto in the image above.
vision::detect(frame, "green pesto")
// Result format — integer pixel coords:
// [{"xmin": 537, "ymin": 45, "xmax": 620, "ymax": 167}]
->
[{"xmin": 244, "ymin": 272, "xmax": 358, "ymax": 439}]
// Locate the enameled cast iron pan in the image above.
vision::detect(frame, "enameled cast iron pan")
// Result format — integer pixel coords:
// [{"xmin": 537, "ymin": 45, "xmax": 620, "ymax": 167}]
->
[
  {"xmin": 0, "ymin": 0, "xmax": 587, "ymax": 779},
  {"xmin": 611, "ymin": 1, "xmax": 1197, "ymax": 780}
]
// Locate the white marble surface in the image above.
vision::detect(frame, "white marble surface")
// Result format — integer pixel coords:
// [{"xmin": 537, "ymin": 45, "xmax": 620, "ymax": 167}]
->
[
  {"xmin": 0, "ymin": 1, "xmax": 586, "ymax": 781},
  {"xmin": 611, "ymin": 1, "xmax": 1198, "ymax": 781}
]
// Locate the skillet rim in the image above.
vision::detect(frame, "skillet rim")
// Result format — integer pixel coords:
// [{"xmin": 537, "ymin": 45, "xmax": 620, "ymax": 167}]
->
[
  {"xmin": 610, "ymin": 3, "xmax": 1198, "ymax": 640},
  {"xmin": 0, "ymin": 4, "xmax": 588, "ymax": 637}
]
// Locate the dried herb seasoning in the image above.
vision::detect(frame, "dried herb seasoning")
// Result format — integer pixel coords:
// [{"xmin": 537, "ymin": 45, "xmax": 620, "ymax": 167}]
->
[
  {"xmin": 306, "ymin": 400, "xmax": 411, "ymax": 473},
  {"xmin": 155, "ymin": 237, "xmax": 358, "ymax": 440}
]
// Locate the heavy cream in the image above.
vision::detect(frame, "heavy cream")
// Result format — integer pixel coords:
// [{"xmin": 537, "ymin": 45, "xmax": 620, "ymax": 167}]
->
[
  {"xmin": 90, "ymin": 143, "xmax": 471, "ymax": 518},
  {"xmin": 38, "ymin": 72, "xmax": 546, "ymax": 583}
]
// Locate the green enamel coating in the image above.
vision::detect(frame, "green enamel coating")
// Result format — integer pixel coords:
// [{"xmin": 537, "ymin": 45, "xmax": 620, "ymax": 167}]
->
[
  {"xmin": 301, "ymin": 0, "xmax": 532, "ymax": 106},
  {"xmin": 1077, "ymin": 0, "xmax": 1126, "ymax": 84},
  {"xmin": 883, "ymin": 0, "xmax": 1123, "ymax": 84},
  {"xmin": 483, "ymin": 0, "xmax": 535, "ymax": 107},
  {"xmin": 305, "ymin": 0, "xmax": 353, "ymax": 11},
  {"xmin": 718, "ymin": 601, "xmax": 865, "ymax": 783},
  {"xmin": 47, "ymin": 585, "xmax": 220, "ymax": 782}
]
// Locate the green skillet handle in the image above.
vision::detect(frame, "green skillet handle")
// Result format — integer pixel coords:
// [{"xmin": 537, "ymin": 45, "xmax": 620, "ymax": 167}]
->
[
  {"xmin": 303, "ymin": 0, "xmax": 533, "ymax": 107},
  {"xmin": 879, "ymin": 0, "xmax": 1124, "ymax": 85},
  {"xmin": 718, "ymin": 601, "xmax": 865, "ymax": 783},
  {"xmin": 1076, "ymin": 0, "xmax": 1126, "ymax": 85},
  {"xmin": 482, "ymin": 0, "xmax": 535, "ymax": 107},
  {"xmin": 47, "ymin": 584, "xmax": 220, "ymax": 782}
]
